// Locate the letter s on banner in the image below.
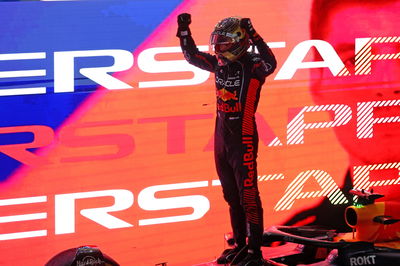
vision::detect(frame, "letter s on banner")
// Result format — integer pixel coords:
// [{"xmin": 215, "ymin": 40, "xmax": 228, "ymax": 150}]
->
[
  {"xmin": 138, "ymin": 181, "xmax": 210, "ymax": 226},
  {"xmin": 137, "ymin": 46, "xmax": 211, "ymax": 88}
]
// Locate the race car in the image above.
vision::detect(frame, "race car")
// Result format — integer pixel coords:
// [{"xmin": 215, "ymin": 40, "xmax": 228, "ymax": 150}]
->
[
  {"xmin": 197, "ymin": 188, "xmax": 400, "ymax": 265},
  {"xmin": 261, "ymin": 188, "xmax": 400, "ymax": 266}
]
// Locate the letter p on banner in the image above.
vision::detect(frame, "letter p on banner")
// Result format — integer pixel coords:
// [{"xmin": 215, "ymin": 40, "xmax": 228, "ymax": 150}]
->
[{"xmin": 287, "ymin": 104, "xmax": 352, "ymax": 145}]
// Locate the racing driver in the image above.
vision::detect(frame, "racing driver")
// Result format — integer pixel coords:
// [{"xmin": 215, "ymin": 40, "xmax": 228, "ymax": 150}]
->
[{"xmin": 177, "ymin": 13, "xmax": 277, "ymax": 265}]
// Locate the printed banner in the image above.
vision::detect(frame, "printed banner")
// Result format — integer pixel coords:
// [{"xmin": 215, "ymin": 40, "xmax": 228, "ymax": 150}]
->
[{"xmin": 0, "ymin": 0, "xmax": 399, "ymax": 265}]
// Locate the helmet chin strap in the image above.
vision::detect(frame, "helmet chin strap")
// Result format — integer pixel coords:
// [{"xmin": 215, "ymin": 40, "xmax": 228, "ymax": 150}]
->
[{"xmin": 250, "ymin": 39, "xmax": 256, "ymax": 53}]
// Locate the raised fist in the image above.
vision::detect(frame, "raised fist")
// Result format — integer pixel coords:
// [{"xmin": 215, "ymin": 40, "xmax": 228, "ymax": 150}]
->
[
  {"xmin": 177, "ymin": 13, "xmax": 191, "ymax": 27},
  {"xmin": 240, "ymin": 18, "xmax": 256, "ymax": 37}
]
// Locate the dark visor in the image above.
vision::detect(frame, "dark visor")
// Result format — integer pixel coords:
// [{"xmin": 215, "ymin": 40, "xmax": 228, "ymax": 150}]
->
[{"xmin": 210, "ymin": 33, "xmax": 235, "ymax": 45}]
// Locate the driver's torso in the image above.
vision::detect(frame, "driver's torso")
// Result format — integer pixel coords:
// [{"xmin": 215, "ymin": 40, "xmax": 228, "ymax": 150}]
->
[{"xmin": 214, "ymin": 54, "xmax": 263, "ymax": 135}]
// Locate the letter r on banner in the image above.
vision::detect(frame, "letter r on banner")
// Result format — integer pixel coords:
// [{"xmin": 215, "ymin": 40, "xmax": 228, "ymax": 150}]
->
[{"xmin": 54, "ymin": 49, "xmax": 133, "ymax": 93}]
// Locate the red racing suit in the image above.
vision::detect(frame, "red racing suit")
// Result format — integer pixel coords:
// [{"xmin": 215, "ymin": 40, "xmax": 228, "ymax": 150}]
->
[{"xmin": 178, "ymin": 32, "xmax": 276, "ymax": 251}]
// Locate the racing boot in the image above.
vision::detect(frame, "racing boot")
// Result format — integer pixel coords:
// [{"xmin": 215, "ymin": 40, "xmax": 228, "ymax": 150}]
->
[
  {"xmin": 233, "ymin": 249, "xmax": 285, "ymax": 266},
  {"xmin": 216, "ymin": 245, "xmax": 247, "ymax": 264},
  {"xmin": 232, "ymin": 249, "xmax": 263, "ymax": 266}
]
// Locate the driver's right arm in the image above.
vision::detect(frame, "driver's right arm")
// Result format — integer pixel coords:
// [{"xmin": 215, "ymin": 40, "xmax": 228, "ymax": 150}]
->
[{"xmin": 176, "ymin": 13, "xmax": 218, "ymax": 73}]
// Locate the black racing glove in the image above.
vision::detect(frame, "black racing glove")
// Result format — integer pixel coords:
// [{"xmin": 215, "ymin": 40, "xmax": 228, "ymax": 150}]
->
[
  {"xmin": 240, "ymin": 18, "xmax": 262, "ymax": 42},
  {"xmin": 176, "ymin": 13, "xmax": 192, "ymax": 38}
]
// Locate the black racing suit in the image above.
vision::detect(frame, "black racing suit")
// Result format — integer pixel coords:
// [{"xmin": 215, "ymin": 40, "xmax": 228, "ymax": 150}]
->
[{"xmin": 178, "ymin": 32, "xmax": 276, "ymax": 251}]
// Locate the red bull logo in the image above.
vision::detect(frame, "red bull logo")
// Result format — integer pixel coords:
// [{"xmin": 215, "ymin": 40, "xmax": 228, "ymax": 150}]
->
[
  {"xmin": 216, "ymin": 88, "xmax": 238, "ymax": 102},
  {"xmin": 217, "ymin": 102, "xmax": 241, "ymax": 113}
]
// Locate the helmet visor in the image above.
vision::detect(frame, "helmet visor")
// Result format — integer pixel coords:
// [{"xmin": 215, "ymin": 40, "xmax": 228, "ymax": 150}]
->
[
  {"xmin": 210, "ymin": 33, "xmax": 235, "ymax": 53},
  {"xmin": 210, "ymin": 33, "xmax": 235, "ymax": 45}
]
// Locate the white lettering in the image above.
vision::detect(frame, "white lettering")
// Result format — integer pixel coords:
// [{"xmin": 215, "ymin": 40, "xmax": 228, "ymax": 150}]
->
[
  {"xmin": 287, "ymin": 104, "xmax": 352, "ymax": 145},
  {"xmin": 54, "ymin": 189, "xmax": 134, "ymax": 234},
  {"xmin": 357, "ymin": 100, "xmax": 400, "ymax": 139},
  {"xmin": 216, "ymin": 76, "xmax": 241, "ymax": 87},
  {"xmin": 138, "ymin": 181, "xmax": 210, "ymax": 226},
  {"xmin": 275, "ymin": 40, "xmax": 347, "ymax": 80},
  {"xmin": 353, "ymin": 162, "xmax": 400, "ymax": 191},
  {"xmin": 274, "ymin": 170, "xmax": 348, "ymax": 211},
  {"xmin": 0, "ymin": 52, "xmax": 47, "ymax": 96},
  {"xmin": 355, "ymin": 36, "xmax": 400, "ymax": 75},
  {"xmin": 0, "ymin": 196, "xmax": 47, "ymax": 240},
  {"xmin": 0, "ymin": 162, "xmax": 398, "ymax": 242},
  {"xmin": 350, "ymin": 255, "xmax": 377, "ymax": 265},
  {"xmin": 138, "ymin": 46, "xmax": 210, "ymax": 88},
  {"xmin": 1, "ymin": 37, "xmax": 399, "ymax": 96},
  {"xmin": 54, "ymin": 49, "xmax": 133, "ymax": 93}
]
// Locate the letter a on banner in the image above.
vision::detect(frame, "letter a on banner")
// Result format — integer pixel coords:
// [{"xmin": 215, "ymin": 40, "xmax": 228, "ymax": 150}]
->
[{"xmin": 274, "ymin": 170, "xmax": 348, "ymax": 211}]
